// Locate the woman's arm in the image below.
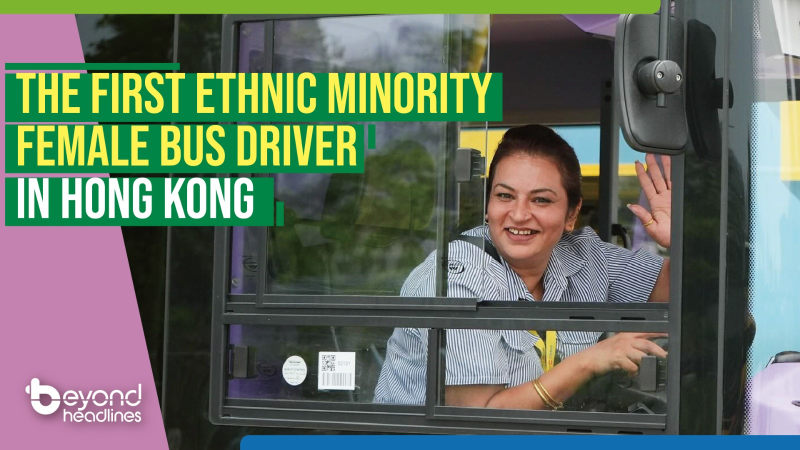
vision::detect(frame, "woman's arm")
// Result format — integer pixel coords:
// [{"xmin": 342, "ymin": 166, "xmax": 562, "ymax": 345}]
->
[
  {"xmin": 445, "ymin": 347, "xmax": 595, "ymax": 409},
  {"xmin": 627, "ymin": 154, "xmax": 671, "ymax": 302},
  {"xmin": 445, "ymin": 332, "xmax": 667, "ymax": 409},
  {"xmin": 649, "ymin": 258, "xmax": 670, "ymax": 302}
]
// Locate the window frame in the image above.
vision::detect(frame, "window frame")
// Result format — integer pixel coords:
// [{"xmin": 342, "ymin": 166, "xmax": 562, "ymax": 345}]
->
[{"xmin": 210, "ymin": 13, "xmax": 681, "ymax": 434}]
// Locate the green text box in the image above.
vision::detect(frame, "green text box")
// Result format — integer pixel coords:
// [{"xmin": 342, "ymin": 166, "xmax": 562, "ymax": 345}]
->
[
  {"xmin": 5, "ymin": 72, "xmax": 502, "ymax": 123},
  {"xmin": 6, "ymin": 124, "xmax": 365, "ymax": 174},
  {"xmin": 5, "ymin": 176, "xmax": 283, "ymax": 226}
]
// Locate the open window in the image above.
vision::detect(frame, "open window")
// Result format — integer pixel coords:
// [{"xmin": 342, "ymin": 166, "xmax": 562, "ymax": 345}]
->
[{"xmin": 209, "ymin": 7, "xmax": 722, "ymax": 434}]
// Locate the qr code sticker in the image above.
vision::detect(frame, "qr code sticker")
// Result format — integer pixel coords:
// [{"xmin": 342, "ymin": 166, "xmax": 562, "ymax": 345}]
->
[
  {"xmin": 318, "ymin": 351, "xmax": 356, "ymax": 391},
  {"xmin": 321, "ymin": 354, "xmax": 336, "ymax": 372}
]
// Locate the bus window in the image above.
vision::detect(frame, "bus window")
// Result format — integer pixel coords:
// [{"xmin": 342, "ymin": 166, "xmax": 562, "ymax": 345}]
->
[
  {"xmin": 227, "ymin": 325, "xmax": 395, "ymax": 404},
  {"xmin": 213, "ymin": 13, "xmax": 507, "ymax": 434},
  {"xmin": 210, "ymin": 12, "xmax": 684, "ymax": 434},
  {"xmin": 227, "ymin": 15, "xmax": 490, "ymax": 298}
]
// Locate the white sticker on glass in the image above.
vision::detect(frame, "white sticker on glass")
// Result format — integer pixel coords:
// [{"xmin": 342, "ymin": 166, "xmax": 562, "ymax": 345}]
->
[
  {"xmin": 318, "ymin": 351, "xmax": 356, "ymax": 391},
  {"xmin": 282, "ymin": 355, "xmax": 307, "ymax": 386}
]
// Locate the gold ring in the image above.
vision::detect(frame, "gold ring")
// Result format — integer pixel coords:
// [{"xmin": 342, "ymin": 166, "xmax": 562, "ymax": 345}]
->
[{"xmin": 643, "ymin": 218, "xmax": 655, "ymax": 227}]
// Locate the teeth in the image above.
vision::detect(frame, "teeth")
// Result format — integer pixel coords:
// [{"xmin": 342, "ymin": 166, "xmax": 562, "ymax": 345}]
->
[{"xmin": 509, "ymin": 228, "xmax": 533, "ymax": 235}]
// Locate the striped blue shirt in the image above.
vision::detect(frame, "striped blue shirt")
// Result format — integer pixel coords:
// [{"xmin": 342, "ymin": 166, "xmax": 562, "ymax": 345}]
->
[{"xmin": 373, "ymin": 225, "xmax": 663, "ymax": 405}]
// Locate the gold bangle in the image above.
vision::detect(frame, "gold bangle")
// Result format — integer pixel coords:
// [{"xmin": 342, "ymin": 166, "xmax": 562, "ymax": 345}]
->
[
  {"xmin": 530, "ymin": 379, "xmax": 555, "ymax": 409},
  {"xmin": 531, "ymin": 379, "xmax": 563, "ymax": 410},
  {"xmin": 538, "ymin": 380, "xmax": 563, "ymax": 410},
  {"xmin": 530, "ymin": 379, "xmax": 550, "ymax": 408}
]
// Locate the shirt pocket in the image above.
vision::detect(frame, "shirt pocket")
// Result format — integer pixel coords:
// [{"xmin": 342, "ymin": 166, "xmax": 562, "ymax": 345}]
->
[
  {"xmin": 500, "ymin": 330, "xmax": 543, "ymax": 386},
  {"xmin": 445, "ymin": 329, "xmax": 510, "ymax": 385},
  {"xmin": 501, "ymin": 330, "xmax": 538, "ymax": 353},
  {"xmin": 557, "ymin": 330, "xmax": 602, "ymax": 358}
]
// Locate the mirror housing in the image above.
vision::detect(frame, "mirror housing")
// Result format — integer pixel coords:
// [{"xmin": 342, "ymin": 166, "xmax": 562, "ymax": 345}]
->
[{"xmin": 615, "ymin": 13, "xmax": 687, "ymax": 154}]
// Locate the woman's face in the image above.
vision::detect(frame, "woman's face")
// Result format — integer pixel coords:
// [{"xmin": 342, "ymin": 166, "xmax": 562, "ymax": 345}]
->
[{"xmin": 487, "ymin": 153, "xmax": 580, "ymax": 273}]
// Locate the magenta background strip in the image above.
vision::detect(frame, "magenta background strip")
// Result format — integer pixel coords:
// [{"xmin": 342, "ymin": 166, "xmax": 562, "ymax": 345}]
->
[{"xmin": 0, "ymin": 15, "xmax": 168, "ymax": 449}]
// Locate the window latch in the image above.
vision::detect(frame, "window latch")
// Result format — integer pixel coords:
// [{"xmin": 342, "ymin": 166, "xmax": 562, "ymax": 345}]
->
[
  {"xmin": 455, "ymin": 147, "xmax": 485, "ymax": 182},
  {"xmin": 228, "ymin": 345, "xmax": 257, "ymax": 378}
]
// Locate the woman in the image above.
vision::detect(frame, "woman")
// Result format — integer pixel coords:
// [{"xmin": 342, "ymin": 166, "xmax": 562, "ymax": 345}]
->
[{"xmin": 374, "ymin": 125, "xmax": 671, "ymax": 409}]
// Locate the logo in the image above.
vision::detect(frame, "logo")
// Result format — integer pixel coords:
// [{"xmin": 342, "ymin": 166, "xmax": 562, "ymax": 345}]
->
[
  {"xmin": 25, "ymin": 378, "xmax": 143, "ymax": 423},
  {"xmin": 26, "ymin": 378, "xmax": 60, "ymax": 415},
  {"xmin": 447, "ymin": 261, "xmax": 465, "ymax": 274}
]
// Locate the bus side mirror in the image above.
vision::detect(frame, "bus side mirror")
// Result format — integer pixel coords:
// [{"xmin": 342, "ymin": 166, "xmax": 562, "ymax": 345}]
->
[{"xmin": 615, "ymin": 13, "xmax": 687, "ymax": 155}]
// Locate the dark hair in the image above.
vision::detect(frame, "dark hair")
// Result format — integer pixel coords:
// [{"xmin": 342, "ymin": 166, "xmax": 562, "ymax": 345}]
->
[{"xmin": 487, "ymin": 124, "xmax": 582, "ymax": 213}]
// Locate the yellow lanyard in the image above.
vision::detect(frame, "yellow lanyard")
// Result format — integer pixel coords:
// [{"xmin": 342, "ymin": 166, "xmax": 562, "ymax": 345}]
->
[{"xmin": 530, "ymin": 330, "xmax": 558, "ymax": 372}]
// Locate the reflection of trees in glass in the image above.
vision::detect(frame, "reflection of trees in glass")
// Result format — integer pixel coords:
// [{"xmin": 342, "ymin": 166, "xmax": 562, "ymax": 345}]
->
[
  {"xmin": 266, "ymin": 15, "xmax": 490, "ymax": 297},
  {"xmin": 320, "ymin": 15, "xmax": 488, "ymax": 73},
  {"xmin": 385, "ymin": 20, "xmax": 446, "ymax": 72},
  {"xmin": 679, "ymin": 152, "xmax": 723, "ymax": 433},
  {"xmin": 679, "ymin": 152, "xmax": 753, "ymax": 434},
  {"xmin": 268, "ymin": 140, "xmax": 436, "ymax": 296},
  {"xmin": 275, "ymin": 20, "xmax": 333, "ymax": 72},
  {"xmin": 176, "ymin": 16, "xmax": 221, "ymax": 72},
  {"xmin": 82, "ymin": 15, "xmax": 173, "ymax": 62},
  {"xmin": 457, "ymin": 17, "xmax": 490, "ymax": 72},
  {"xmin": 318, "ymin": 17, "xmax": 444, "ymax": 73},
  {"xmin": 354, "ymin": 140, "xmax": 436, "ymax": 231},
  {"xmin": 81, "ymin": 15, "xmax": 221, "ymax": 71},
  {"xmin": 276, "ymin": 15, "xmax": 489, "ymax": 74},
  {"xmin": 326, "ymin": 140, "xmax": 437, "ymax": 292}
]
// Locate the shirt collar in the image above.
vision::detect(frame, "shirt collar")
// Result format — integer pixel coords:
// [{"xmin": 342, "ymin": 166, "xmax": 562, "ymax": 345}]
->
[
  {"xmin": 481, "ymin": 225, "xmax": 586, "ymax": 278},
  {"xmin": 479, "ymin": 226, "xmax": 587, "ymax": 299},
  {"xmin": 549, "ymin": 236, "xmax": 587, "ymax": 279},
  {"xmin": 535, "ymin": 241, "xmax": 582, "ymax": 302},
  {"xmin": 539, "ymin": 242, "xmax": 578, "ymax": 299}
]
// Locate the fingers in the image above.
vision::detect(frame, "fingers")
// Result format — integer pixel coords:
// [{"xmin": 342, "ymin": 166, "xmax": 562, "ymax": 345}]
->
[
  {"xmin": 619, "ymin": 335, "xmax": 668, "ymax": 374},
  {"xmin": 618, "ymin": 357, "xmax": 640, "ymax": 375},
  {"xmin": 627, "ymin": 348, "xmax": 648, "ymax": 365},
  {"xmin": 636, "ymin": 154, "xmax": 672, "ymax": 199},
  {"xmin": 609, "ymin": 331, "xmax": 666, "ymax": 341},
  {"xmin": 627, "ymin": 203, "xmax": 653, "ymax": 226},
  {"xmin": 632, "ymin": 332, "xmax": 669, "ymax": 339},
  {"xmin": 615, "ymin": 332, "xmax": 669, "ymax": 356},
  {"xmin": 592, "ymin": 333, "xmax": 669, "ymax": 376},
  {"xmin": 625, "ymin": 333, "xmax": 668, "ymax": 359},
  {"xmin": 632, "ymin": 339, "xmax": 668, "ymax": 359},
  {"xmin": 645, "ymin": 154, "xmax": 668, "ymax": 194},
  {"xmin": 635, "ymin": 160, "xmax": 657, "ymax": 199}
]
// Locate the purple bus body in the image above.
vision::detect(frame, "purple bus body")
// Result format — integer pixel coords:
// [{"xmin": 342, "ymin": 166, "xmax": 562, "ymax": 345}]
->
[{"xmin": 748, "ymin": 362, "xmax": 800, "ymax": 434}]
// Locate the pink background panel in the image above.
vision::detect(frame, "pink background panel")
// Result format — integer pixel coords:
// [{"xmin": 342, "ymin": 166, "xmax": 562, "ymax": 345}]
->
[{"xmin": 0, "ymin": 15, "xmax": 168, "ymax": 449}]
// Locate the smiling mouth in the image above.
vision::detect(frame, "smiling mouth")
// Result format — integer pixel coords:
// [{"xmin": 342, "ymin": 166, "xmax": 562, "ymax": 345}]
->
[{"xmin": 506, "ymin": 227, "xmax": 539, "ymax": 236}]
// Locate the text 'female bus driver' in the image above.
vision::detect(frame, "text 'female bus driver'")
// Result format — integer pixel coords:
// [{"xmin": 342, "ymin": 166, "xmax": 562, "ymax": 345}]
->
[{"xmin": 374, "ymin": 124, "xmax": 671, "ymax": 409}]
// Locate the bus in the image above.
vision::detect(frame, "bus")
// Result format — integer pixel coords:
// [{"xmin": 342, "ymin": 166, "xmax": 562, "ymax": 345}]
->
[{"xmin": 75, "ymin": 1, "xmax": 800, "ymax": 446}]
